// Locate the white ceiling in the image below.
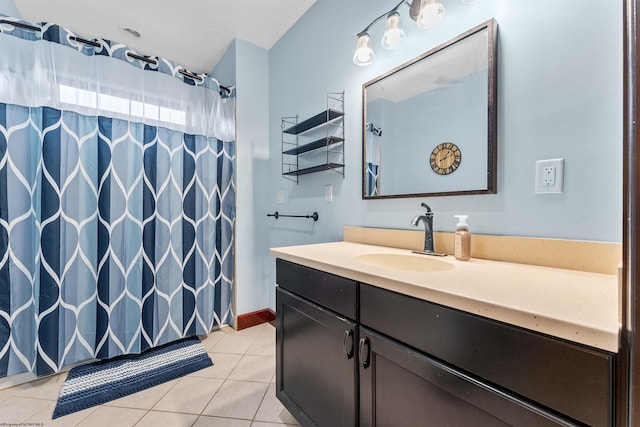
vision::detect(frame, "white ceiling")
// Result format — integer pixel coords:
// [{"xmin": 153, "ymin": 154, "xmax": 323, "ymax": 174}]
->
[{"xmin": 13, "ymin": 0, "xmax": 316, "ymax": 74}]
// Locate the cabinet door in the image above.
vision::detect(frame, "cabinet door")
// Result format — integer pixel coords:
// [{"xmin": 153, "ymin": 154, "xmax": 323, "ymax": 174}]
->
[
  {"xmin": 358, "ymin": 327, "xmax": 575, "ymax": 427},
  {"xmin": 276, "ymin": 287, "xmax": 358, "ymax": 427},
  {"xmin": 360, "ymin": 283, "xmax": 613, "ymax": 426}
]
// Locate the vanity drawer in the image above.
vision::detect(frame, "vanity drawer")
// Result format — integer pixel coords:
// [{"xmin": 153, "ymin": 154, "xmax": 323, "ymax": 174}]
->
[
  {"xmin": 360, "ymin": 284, "xmax": 614, "ymax": 427},
  {"xmin": 276, "ymin": 259, "xmax": 357, "ymax": 320}
]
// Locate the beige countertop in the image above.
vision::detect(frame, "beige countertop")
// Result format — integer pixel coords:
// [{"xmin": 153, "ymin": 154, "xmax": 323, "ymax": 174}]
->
[{"xmin": 270, "ymin": 241, "xmax": 620, "ymax": 353}]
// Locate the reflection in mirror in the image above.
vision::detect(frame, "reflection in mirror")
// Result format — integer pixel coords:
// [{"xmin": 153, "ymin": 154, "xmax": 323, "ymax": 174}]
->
[{"xmin": 363, "ymin": 19, "xmax": 497, "ymax": 199}]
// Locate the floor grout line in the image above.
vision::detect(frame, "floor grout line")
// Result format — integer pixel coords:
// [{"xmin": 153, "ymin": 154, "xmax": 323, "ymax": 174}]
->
[
  {"xmin": 193, "ymin": 332, "xmax": 254, "ymax": 423},
  {"xmin": 71, "ymin": 405, "xmax": 99, "ymax": 426},
  {"xmin": 126, "ymin": 374, "xmax": 183, "ymax": 426},
  {"xmin": 129, "ymin": 408, "xmax": 149, "ymax": 427},
  {"xmin": 251, "ymin": 378, "xmax": 271, "ymax": 423}
]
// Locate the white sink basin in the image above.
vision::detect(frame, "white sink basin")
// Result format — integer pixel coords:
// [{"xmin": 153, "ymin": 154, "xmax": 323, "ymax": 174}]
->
[{"xmin": 352, "ymin": 253, "xmax": 455, "ymax": 272}]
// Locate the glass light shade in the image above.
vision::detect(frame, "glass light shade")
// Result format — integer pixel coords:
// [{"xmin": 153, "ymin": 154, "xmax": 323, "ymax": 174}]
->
[
  {"xmin": 381, "ymin": 12, "xmax": 406, "ymax": 49},
  {"xmin": 417, "ymin": 0, "xmax": 446, "ymax": 29},
  {"xmin": 353, "ymin": 34, "xmax": 375, "ymax": 66}
]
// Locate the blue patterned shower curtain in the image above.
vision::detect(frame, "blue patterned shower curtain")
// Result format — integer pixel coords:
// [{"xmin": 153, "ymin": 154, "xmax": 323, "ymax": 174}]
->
[{"xmin": 0, "ymin": 16, "xmax": 235, "ymax": 377}]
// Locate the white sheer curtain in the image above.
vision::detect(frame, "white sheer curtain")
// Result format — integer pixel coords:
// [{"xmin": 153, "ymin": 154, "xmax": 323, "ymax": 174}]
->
[{"xmin": 0, "ymin": 32, "xmax": 235, "ymax": 141}]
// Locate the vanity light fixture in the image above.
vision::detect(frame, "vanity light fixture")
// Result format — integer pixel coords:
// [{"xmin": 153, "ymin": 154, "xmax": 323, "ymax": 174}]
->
[
  {"xmin": 417, "ymin": 0, "xmax": 446, "ymax": 29},
  {"xmin": 353, "ymin": 33, "xmax": 375, "ymax": 66},
  {"xmin": 381, "ymin": 11, "xmax": 406, "ymax": 49},
  {"xmin": 353, "ymin": 0, "xmax": 447, "ymax": 66}
]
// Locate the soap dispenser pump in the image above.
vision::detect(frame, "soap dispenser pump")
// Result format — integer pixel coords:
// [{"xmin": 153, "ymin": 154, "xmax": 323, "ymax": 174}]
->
[{"xmin": 453, "ymin": 215, "xmax": 471, "ymax": 261}]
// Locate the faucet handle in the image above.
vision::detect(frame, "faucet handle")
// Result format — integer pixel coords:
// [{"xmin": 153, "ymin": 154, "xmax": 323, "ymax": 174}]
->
[{"xmin": 420, "ymin": 202, "xmax": 432, "ymax": 214}]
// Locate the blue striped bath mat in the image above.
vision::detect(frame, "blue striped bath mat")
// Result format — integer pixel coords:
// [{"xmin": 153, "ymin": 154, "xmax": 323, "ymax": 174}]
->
[{"xmin": 52, "ymin": 336, "xmax": 213, "ymax": 419}]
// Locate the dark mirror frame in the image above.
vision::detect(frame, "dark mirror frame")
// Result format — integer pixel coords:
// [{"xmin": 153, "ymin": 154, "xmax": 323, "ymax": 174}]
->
[{"xmin": 361, "ymin": 19, "xmax": 498, "ymax": 200}]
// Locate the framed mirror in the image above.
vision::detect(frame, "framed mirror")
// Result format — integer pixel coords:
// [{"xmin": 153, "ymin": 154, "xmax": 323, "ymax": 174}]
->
[{"xmin": 362, "ymin": 19, "xmax": 497, "ymax": 199}]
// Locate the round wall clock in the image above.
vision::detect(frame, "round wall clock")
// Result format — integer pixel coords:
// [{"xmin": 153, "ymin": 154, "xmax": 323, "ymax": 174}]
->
[{"xmin": 430, "ymin": 142, "xmax": 461, "ymax": 175}]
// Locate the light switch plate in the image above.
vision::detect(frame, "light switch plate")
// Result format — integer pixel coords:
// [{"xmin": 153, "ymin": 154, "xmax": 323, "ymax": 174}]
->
[
  {"xmin": 325, "ymin": 185, "xmax": 333, "ymax": 202},
  {"xmin": 277, "ymin": 190, "xmax": 285, "ymax": 204}
]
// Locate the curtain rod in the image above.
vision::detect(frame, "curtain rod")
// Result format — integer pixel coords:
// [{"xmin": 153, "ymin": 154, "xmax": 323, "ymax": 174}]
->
[
  {"xmin": 70, "ymin": 35, "xmax": 100, "ymax": 48},
  {"xmin": 0, "ymin": 18, "xmax": 232, "ymax": 97},
  {"xmin": 125, "ymin": 52, "xmax": 230, "ymax": 96},
  {"xmin": 0, "ymin": 18, "xmax": 40, "ymax": 32}
]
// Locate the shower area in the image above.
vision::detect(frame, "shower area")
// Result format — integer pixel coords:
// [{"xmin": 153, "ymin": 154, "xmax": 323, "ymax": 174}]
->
[
  {"xmin": 365, "ymin": 122, "xmax": 382, "ymax": 197},
  {"xmin": 0, "ymin": 14, "xmax": 236, "ymax": 379}
]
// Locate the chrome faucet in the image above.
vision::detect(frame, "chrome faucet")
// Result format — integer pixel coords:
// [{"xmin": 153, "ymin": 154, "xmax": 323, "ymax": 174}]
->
[{"xmin": 411, "ymin": 203, "xmax": 446, "ymax": 256}]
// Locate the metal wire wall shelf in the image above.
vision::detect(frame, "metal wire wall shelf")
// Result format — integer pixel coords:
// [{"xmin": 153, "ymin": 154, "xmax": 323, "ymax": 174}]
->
[{"xmin": 281, "ymin": 91, "xmax": 345, "ymax": 183}]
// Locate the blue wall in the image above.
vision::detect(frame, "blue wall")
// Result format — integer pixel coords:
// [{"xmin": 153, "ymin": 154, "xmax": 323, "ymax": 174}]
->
[
  {"xmin": 266, "ymin": 0, "xmax": 622, "ymax": 308},
  {"xmin": 214, "ymin": 39, "xmax": 272, "ymax": 317},
  {"xmin": 212, "ymin": 40, "xmax": 236, "ymax": 87}
]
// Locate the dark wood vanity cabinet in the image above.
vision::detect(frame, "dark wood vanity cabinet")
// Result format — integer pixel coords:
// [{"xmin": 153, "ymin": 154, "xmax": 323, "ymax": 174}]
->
[
  {"xmin": 358, "ymin": 327, "xmax": 571, "ymax": 427},
  {"xmin": 275, "ymin": 259, "xmax": 615, "ymax": 427},
  {"xmin": 275, "ymin": 260, "xmax": 358, "ymax": 427}
]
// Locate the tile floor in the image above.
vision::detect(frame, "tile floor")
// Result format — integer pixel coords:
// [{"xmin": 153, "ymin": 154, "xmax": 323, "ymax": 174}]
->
[{"xmin": 0, "ymin": 323, "xmax": 299, "ymax": 427}]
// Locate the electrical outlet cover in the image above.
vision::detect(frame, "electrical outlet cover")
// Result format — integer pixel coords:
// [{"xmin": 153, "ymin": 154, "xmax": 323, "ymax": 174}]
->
[
  {"xmin": 535, "ymin": 158, "xmax": 564, "ymax": 193},
  {"xmin": 542, "ymin": 166, "xmax": 555, "ymax": 186}
]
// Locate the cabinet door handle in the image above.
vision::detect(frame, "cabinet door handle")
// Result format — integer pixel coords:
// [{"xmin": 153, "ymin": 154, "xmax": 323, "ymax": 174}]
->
[
  {"xmin": 359, "ymin": 337, "xmax": 370, "ymax": 369},
  {"xmin": 343, "ymin": 329, "xmax": 354, "ymax": 359}
]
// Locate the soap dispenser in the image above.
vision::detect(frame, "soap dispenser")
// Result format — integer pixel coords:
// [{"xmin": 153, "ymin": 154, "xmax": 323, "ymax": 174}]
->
[{"xmin": 453, "ymin": 215, "xmax": 471, "ymax": 261}]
